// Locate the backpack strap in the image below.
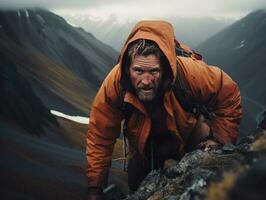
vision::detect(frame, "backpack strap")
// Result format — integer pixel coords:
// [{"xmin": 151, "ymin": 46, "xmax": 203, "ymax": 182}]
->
[
  {"xmin": 117, "ymin": 87, "xmax": 134, "ymax": 171},
  {"xmin": 175, "ymin": 39, "xmax": 203, "ymax": 60},
  {"xmin": 173, "ymin": 66, "xmax": 194, "ymax": 112},
  {"xmin": 117, "ymin": 87, "xmax": 134, "ymax": 121}
]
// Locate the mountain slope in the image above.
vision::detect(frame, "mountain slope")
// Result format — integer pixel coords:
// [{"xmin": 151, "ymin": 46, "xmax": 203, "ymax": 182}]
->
[
  {"xmin": 196, "ymin": 9, "xmax": 266, "ymax": 135},
  {"xmin": 0, "ymin": 51, "xmax": 58, "ymax": 135},
  {"xmin": 0, "ymin": 8, "xmax": 125, "ymax": 200},
  {"xmin": 0, "ymin": 8, "xmax": 118, "ymax": 115}
]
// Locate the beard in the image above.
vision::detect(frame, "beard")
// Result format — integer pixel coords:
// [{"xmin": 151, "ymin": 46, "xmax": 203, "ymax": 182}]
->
[{"xmin": 135, "ymin": 85, "xmax": 158, "ymax": 102}]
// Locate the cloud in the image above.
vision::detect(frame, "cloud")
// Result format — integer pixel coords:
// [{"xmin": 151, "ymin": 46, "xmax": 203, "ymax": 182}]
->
[{"xmin": 0, "ymin": 0, "xmax": 265, "ymax": 19}]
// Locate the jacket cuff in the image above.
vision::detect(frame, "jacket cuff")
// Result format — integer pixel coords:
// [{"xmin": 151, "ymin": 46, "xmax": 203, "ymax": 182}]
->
[{"xmin": 87, "ymin": 171, "xmax": 109, "ymax": 188}]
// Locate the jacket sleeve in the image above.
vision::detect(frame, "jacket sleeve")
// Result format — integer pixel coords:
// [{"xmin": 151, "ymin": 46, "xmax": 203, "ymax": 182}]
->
[
  {"xmin": 86, "ymin": 65, "xmax": 123, "ymax": 188},
  {"xmin": 177, "ymin": 57, "xmax": 243, "ymax": 144}
]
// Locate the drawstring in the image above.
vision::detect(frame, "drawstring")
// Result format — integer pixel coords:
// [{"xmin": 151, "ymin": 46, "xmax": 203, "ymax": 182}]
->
[{"xmin": 150, "ymin": 135, "xmax": 154, "ymax": 170}]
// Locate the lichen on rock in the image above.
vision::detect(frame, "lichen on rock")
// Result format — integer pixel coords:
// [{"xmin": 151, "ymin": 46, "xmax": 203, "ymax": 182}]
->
[{"xmin": 123, "ymin": 113, "xmax": 266, "ymax": 200}]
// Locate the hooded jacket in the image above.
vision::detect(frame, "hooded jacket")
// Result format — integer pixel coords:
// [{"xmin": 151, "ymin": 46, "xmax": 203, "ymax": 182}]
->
[{"xmin": 86, "ymin": 21, "xmax": 243, "ymax": 187}]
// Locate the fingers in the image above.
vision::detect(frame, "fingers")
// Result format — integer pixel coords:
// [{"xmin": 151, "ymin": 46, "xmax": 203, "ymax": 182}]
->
[{"xmin": 198, "ymin": 140, "xmax": 221, "ymax": 151}]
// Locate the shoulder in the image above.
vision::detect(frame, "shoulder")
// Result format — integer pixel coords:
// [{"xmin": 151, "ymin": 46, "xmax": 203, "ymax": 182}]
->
[
  {"xmin": 177, "ymin": 56, "xmax": 220, "ymax": 77},
  {"xmin": 95, "ymin": 64, "xmax": 123, "ymax": 105},
  {"xmin": 104, "ymin": 64, "xmax": 121, "ymax": 83},
  {"xmin": 176, "ymin": 56, "xmax": 225, "ymax": 87}
]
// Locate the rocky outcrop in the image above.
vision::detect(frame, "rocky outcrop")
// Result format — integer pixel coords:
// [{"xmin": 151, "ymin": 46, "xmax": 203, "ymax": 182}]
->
[{"xmin": 122, "ymin": 114, "xmax": 266, "ymax": 200}]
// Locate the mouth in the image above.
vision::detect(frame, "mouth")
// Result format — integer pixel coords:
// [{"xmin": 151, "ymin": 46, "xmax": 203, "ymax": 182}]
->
[
  {"xmin": 139, "ymin": 87, "xmax": 154, "ymax": 90},
  {"xmin": 140, "ymin": 88, "xmax": 153, "ymax": 93}
]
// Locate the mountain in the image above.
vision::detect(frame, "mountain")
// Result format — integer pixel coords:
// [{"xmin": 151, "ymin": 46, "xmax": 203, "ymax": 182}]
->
[
  {"xmin": 0, "ymin": 8, "xmax": 118, "ymax": 116},
  {"xmin": 196, "ymin": 9, "xmax": 266, "ymax": 136},
  {"xmin": 61, "ymin": 13, "xmax": 233, "ymax": 51},
  {"xmin": 0, "ymin": 8, "xmax": 124, "ymax": 200},
  {"xmin": 170, "ymin": 17, "xmax": 233, "ymax": 49},
  {"xmin": 0, "ymin": 51, "xmax": 58, "ymax": 135}
]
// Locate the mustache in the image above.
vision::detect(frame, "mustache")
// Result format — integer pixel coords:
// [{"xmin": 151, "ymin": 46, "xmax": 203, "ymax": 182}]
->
[{"xmin": 137, "ymin": 86, "xmax": 155, "ymax": 90}]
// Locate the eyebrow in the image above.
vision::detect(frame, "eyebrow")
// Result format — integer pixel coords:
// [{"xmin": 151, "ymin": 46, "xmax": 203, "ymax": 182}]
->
[{"xmin": 132, "ymin": 65, "xmax": 161, "ymax": 69}]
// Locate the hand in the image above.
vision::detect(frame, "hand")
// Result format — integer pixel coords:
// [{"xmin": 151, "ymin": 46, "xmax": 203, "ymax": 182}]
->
[
  {"xmin": 198, "ymin": 139, "xmax": 221, "ymax": 151},
  {"xmin": 187, "ymin": 115, "xmax": 211, "ymax": 150},
  {"xmin": 193, "ymin": 114, "xmax": 211, "ymax": 138},
  {"xmin": 87, "ymin": 187, "xmax": 107, "ymax": 200}
]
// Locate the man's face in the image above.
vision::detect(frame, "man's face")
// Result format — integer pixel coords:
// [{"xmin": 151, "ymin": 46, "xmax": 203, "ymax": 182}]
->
[{"xmin": 129, "ymin": 54, "xmax": 162, "ymax": 102}]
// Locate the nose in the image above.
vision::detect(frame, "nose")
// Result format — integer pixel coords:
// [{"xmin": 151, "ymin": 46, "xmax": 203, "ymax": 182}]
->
[{"xmin": 141, "ymin": 73, "xmax": 153, "ymax": 85}]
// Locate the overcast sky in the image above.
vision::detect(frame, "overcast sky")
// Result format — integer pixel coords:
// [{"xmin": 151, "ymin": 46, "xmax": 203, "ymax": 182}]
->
[{"xmin": 1, "ymin": 0, "xmax": 266, "ymax": 20}]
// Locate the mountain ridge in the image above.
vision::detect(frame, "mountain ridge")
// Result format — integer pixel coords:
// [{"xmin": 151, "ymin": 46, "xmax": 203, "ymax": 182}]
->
[
  {"xmin": 0, "ymin": 8, "xmax": 119, "ymax": 115},
  {"xmin": 196, "ymin": 9, "xmax": 266, "ymax": 136}
]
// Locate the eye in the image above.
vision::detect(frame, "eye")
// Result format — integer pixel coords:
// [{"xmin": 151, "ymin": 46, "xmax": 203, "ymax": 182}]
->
[
  {"xmin": 149, "ymin": 69, "xmax": 161, "ymax": 75},
  {"xmin": 134, "ymin": 68, "xmax": 144, "ymax": 75}
]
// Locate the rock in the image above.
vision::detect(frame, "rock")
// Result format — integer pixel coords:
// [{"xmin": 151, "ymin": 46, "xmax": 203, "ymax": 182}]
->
[
  {"xmin": 237, "ymin": 135, "xmax": 255, "ymax": 145},
  {"xmin": 222, "ymin": 143, "xmax": 236, "ymax": 153},
  {"xmin": 164, "ymin": 159, "xmax": 179, "ymax": 170},
  {"xmin": 179, "ymin": 179, "xmax": 206, "ymax": 200},
  {"xmin": 124, "ymin": 130, "xmax": 266, "ymax": 200}
]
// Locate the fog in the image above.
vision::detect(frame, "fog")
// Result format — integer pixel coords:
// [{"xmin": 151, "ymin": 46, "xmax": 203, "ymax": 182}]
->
[{"xmin": 1, "ymin": 0, "xmax": 266, "ymax": 20}]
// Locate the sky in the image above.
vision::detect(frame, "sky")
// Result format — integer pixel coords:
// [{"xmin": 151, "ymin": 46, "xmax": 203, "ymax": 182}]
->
[{"xmin": 0, "ymin": 0, "xmax": 266, "ymax": 20}]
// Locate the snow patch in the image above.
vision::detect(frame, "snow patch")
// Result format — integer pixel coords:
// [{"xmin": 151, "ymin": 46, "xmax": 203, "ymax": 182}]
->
[
  {"xmin": 50, "ymin": 110, "xmax": 89, "ymax": 124},
  {"xmin": 17, "ymin": 10, "xmax": 21, "ymax": 17},
  {"xmin": 25, "ymin": 9, "xmax": 29, "ymax": 18},
  {"xmin": 67, "ymin": 21, "xmax": 79, "ymax": 28},
  {"xmin": 235, "ymin": 39, "xmax": 245, "ymax": 49}
]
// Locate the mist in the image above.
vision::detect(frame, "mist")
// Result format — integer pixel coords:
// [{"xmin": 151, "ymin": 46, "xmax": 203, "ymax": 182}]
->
[{"xmin": 0, "ymin": 0, "xmax": 265, "ymax": 20}]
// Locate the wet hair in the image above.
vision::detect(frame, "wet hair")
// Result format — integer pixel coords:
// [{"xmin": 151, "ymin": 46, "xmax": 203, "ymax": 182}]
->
[
  {"xmin": 121, "ymin": 39, "xmax": 173, "ymax": 92},
  {"xmin": 127, "ymin": 39, "xmax": 163, "ymax": 63}
]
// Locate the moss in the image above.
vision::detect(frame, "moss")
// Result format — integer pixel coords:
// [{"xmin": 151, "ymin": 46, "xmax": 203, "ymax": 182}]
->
[
  {"xmin": 250, "ymin": 130, "xmax": 266, "ymax": 151},
  {"xmin": 147, "ymin": 191, "xmax": 163, "ymax": 200},
  {"xmin": 205, "ymin": 168, "xmax": 246, "ymax": 200}
]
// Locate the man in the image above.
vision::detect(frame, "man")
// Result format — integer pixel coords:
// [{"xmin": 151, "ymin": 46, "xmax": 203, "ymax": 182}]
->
[{"xmin": 86, "ymin": 20, "xmax": 242, "ymax": 199}]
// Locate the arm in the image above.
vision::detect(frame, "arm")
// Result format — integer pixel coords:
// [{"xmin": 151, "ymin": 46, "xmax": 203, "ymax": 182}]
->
[
  {"xmin": 86, "ymin": 65, "xmax": 123, "ymax": 188},
  {"xmin": 209, "ymin": 68, "xmax": 243, "ymax": 144},
  {"xmin": 177, "ymin": 57, "xmax": 243, "ymax": 145}
]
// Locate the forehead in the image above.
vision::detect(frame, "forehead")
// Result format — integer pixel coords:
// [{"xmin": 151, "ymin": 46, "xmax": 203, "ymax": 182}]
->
[{"xmin": 130, "ymin": 55, "xmax": 161, "ymax": 68}]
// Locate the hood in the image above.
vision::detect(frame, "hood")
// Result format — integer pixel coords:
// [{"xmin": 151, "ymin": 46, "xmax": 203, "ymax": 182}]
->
[{"xmin": 119, "ymin": 20, "xmax": 177, "ymax": 91}]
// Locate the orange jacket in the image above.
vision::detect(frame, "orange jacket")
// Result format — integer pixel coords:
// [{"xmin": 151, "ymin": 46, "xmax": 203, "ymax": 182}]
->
[{"xmin": 86, "ymin": 21, "xmax": 243, "ymax": 187}]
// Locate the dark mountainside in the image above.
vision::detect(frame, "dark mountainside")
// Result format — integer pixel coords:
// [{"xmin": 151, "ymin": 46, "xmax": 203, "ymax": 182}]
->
[
  {"xmin": 0, "ymin": 8, "xmax": 123, "ymax": 200},
  {"xmin": 0, "ymin": 51, "xmax": 58, "ymax": 135},
  {"xmin": 0, "ymin": 8, "xmax": 118, "ymax": 115},
  {"xmin": 62, "ymin": 14, "xmax": 232, "ymax": 51},
  {"xmin": 0, "ymin": 42, "xmax": 87, "ymax": 200},
  {"xmin": 196, "ymin": 9, "xmax": 266, "ymax": 137}
]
